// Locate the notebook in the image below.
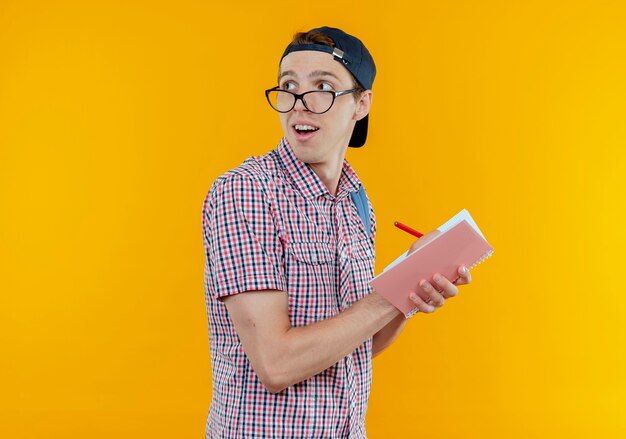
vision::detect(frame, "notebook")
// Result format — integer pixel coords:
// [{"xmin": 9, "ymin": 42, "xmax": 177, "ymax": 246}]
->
[{"xmin": 370, "ymin": 209, "xmax": 494, "ymax": 318}]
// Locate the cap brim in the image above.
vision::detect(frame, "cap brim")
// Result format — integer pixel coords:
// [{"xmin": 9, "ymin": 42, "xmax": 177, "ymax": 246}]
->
[{"xmin": 348, "ymin": 114, "xmax": 368, "ymax": 148}]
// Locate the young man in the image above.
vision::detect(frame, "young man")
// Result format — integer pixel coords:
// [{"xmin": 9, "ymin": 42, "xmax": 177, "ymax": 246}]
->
[{"xmin": 202, "ymin": 26, "xmax": 471, "ymax": 438}]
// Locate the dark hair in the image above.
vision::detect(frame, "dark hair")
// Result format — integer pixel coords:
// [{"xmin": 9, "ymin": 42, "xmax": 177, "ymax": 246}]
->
[{"xmin": 286, "ymin": 30, "xmax": 365, "ymax": 101}]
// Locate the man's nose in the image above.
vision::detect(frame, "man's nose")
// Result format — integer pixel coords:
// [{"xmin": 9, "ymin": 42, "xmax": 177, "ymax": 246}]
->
[{"xmin": 293, "ymin": 96, "xmax": 308, "ymax": 112}]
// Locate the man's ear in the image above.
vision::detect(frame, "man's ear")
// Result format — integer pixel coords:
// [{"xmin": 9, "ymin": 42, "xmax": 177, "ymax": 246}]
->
[{"xmin": 354, "ymin": 90, "xmax": 373, "ymax": 121}]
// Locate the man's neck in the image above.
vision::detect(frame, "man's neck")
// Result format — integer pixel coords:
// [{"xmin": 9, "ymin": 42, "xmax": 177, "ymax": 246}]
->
[{"xmin": 309, "ymin": 158, "xmax": 344, "ymax": 197}]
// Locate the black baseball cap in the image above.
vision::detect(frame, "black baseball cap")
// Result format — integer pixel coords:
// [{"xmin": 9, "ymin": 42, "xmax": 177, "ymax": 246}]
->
[{"xmin": 280, "ymin": 26, "xmax": 376, "ymax": 148}]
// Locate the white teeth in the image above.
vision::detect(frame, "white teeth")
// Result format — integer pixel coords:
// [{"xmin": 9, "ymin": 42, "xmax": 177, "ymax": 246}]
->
[{"xmin": 295, "ymin": 124, "xmax": 318, "ymax": 131}]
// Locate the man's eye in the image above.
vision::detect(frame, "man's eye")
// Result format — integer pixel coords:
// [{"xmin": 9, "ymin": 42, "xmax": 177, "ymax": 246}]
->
[
  {"xmin": 319, "ymin": 82, "xmax": 333, "ymax": 91},
  {"xmin": 281, "ymin": 82, "xmax": 296, "ymax": 90}
]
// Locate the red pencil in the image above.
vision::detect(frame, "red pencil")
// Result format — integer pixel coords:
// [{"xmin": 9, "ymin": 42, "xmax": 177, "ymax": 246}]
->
[{"xmin": 394, "ymin": 221, "xmax": 424, "ymax": 238}]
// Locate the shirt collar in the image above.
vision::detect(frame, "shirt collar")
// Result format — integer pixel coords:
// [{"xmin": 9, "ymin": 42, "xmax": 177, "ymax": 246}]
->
[{"xmin": 275, "ymin": 137, "xmax": 362, "ymax": 200}]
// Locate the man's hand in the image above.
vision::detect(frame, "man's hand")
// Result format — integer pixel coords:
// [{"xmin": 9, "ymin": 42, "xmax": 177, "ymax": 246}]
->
[{"xmin": 406, "ymin": 230, "xmax": 473, "ymax": 314}]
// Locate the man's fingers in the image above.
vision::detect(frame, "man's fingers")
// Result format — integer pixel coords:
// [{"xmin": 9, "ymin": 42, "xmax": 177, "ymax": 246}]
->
[
  {"xmin": 454, "ymin": 266, "xmax": 472, "ymax": 285},
  {"xmin": 432, "ymin": 273, "xmax": 458, "ymax": 299},
  {"xmin": 409, "ymin": 292, "xmax": 436, "ymax": 313},
  {"xmin": 408, "ymin": 267, "xmax": 473, "ymax": 313},
  {"xmin": 419, "ymin": 280, "xmax": 446, "ymax": 307}
]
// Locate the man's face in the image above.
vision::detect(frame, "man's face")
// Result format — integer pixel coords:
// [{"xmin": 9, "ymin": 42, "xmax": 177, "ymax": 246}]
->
[{"xmin": 277, "ymin": 51, "xmax": 371, "ymax": 167}]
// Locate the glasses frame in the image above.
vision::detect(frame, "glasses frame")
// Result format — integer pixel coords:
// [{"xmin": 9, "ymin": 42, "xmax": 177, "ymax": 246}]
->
[{"xmin": 264, "ymin": 86, "xmax": 361, "ymax": 114}]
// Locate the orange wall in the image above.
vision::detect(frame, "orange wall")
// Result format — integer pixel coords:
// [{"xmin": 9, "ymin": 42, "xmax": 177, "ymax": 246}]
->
[{"xmin": 1, "ymin": 1, "xmax": 625, "ymax": 437}]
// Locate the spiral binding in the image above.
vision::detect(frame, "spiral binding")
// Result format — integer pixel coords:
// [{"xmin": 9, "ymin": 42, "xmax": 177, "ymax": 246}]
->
[
  {"xmin": 405, "ymin": 307, "xmax": 420, "ymax": 319},
  {"xmin": 469, "ymin": 250, "xmax": 494, "ymax": 269}
]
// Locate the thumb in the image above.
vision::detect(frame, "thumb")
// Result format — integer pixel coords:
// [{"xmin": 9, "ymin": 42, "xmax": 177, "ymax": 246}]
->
[{"xmin": 408, "ymin": 230, "xmax": 441, "ymax": 255}]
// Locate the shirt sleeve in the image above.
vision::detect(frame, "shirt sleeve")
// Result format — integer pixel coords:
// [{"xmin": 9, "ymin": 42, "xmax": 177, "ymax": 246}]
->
[{"xmin": 202, "ymin": 173, "xmax": 287, "ymax": 299}]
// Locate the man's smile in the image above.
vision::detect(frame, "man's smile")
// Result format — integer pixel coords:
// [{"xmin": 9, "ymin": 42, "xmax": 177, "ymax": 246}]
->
[{"xmin": 292, "ymin": 120, "xmax": 320, "ymax": 141}]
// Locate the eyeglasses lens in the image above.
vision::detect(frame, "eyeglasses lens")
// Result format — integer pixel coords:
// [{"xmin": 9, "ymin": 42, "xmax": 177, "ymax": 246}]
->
[{"xmin": 267, "ymin": 90, "xmax": 334, "ymax": 114}]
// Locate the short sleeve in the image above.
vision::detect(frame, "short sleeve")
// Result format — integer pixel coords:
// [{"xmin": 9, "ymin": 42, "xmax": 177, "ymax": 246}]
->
[{"xmin": 202, "ymin": 174, "xmax": 286, "ymax": 299}]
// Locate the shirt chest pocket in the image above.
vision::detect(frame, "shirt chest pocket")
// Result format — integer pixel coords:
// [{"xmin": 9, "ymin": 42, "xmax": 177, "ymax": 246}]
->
[
  {"xmin": 284, "ymin": 241, "xmax": 339, "ymax": 325},
  {"xmin": 287, "ymin": 241, "xmax": 336, "ymax": 265},
  {"xmin": 351, "ymin": 237, "xmax": 374, "ymax": 263}
]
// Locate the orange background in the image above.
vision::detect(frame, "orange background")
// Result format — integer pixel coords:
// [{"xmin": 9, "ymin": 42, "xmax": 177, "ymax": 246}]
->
[{"xmin": 1, "ymin": 1, "xmax": 625, "ymax": 437}]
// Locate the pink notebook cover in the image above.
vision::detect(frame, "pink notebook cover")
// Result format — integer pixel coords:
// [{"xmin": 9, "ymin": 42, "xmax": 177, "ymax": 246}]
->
[{"xmin": 370, "ymin": 220, "xmax": 494, "ymax": 317}]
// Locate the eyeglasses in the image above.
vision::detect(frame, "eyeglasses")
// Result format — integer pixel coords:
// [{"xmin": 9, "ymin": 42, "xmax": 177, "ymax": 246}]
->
[{"xmin": 265, "ymin": 86, "xmax": 360, "ymax": 114}]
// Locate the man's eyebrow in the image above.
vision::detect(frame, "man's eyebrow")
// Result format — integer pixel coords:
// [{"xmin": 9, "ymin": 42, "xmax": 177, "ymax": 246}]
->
[
  {"xmin": 278, "ymin": 70, "xmax": 341, "ymax": 81},
  {"xmin": 309, "ymin": 70, "xmax": 341, "ymax": 80},
  {"xmin": 278, "ymin": 70, "xmax": 295, "ymax": 80}
]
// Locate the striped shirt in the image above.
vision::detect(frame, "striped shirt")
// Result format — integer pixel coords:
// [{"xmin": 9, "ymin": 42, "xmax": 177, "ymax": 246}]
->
[{"xmin": 202, "ymin": 137, "xmax": 376, "ymax": 438}]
